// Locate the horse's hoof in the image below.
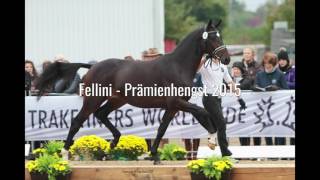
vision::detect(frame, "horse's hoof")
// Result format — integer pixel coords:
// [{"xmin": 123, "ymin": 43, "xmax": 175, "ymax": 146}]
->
[
  {"xmin": 208, "ymin": 143, "xmax": 216, "ymax": 150},
  {"xmin": 61, "ymin": 148, "xmax": 69, "ymax": 160},
  {"xmin": 110, "ymin": 141, "xmax": 118, "ymax": 149},
  {"xmin": 153, "ymin": 160, "xmax": 162, "ymax": 165}
]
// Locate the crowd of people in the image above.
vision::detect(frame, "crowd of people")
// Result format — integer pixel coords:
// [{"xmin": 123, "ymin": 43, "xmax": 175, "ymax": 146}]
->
[{"xmin": 25, "ymin": 46, "xmax": 295, "ymax": 159}]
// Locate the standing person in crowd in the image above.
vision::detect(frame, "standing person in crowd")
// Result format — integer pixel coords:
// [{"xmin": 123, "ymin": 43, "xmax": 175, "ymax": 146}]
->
[
  {"xmin": 25, "ymin": 71, "xmax": 32, "ymax": 95},
  {"xmin": 25, "ymin": 60, "xmax": 42, "ymax": 148},
  {"xmin": 39, "ymin": 60, "xmax": 54, "ymax": 93},
  {"xmin": 277, "ymin": 49, "xmax": 295, "ymax": 145},
  {"xmin": 141, "ymin": 48, "xmax": 167, "ymax": 151},
  {"xmin": 255, "ymin": 52, "xmax": 289, "ymax": 146},
  {"xmin": 231, "ymin": 62, "xmax": 254, "ymax": 146},
  {"xmin": 25, "ymin": 60, "xmax": 39, "ymax": 92},
  {"xmin": 124, "ymin": 55, "xmax": 134, "ymax": 60},
  {"xmin": 197, "ymin": 56, "xmax": 247, "ymax": 157},
  {"xmin": 241, "ymin": 47, "xmax": 261, "ymax": 81},
  {"xmin": 184, "ymin": 73, "xmax": 202, "ymax": 160},
  {"xmin": 240, "ymin": 47, "xmax": 262, "ymax": 146},
  {"xmin": 277, "ymin": 49, "xmax": 295, "ymax": 89},
  {"xmin": 42, "ymin": 60, "xmax": 52, "ymax": 72}
]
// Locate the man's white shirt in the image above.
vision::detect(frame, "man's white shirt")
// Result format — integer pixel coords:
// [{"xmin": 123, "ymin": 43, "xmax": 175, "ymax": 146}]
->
[{"xmin": 198, "ymin": 60, "xmax": 232, "ymax": 96}]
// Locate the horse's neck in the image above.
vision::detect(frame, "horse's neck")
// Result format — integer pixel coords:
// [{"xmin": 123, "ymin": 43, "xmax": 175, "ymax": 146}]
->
[{"xmin": 171, "ymin": 39, "xmax": 203, "ymax": 78}]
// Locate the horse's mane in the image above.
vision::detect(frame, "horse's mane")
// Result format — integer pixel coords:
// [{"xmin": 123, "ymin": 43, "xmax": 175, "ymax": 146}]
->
[{"xmin": 173, "ymin": 28, "xmax": 203, "ymax": 53}]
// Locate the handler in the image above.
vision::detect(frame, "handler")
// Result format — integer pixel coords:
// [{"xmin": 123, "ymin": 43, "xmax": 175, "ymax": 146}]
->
[{"xmin": 198, "ymin": 55, "xmax": 247, "ymax": 156}]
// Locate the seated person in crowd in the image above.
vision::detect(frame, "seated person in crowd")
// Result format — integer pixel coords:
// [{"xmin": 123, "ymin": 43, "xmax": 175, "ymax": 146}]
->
[{"xmin": 255, "ymin": 52, "xmax": 288, "ymax": 146}]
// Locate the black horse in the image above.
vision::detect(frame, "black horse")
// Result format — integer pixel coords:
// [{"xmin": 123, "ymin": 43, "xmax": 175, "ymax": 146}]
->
[{"xmin": 35, "ymin": 20, "xmax": 230, "ymax": 164}]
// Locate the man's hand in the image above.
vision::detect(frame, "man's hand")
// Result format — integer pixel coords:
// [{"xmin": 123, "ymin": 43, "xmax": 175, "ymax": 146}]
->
[{"xmin": 238, "ymin": 98, "xmax": 247, "ymax": 110}]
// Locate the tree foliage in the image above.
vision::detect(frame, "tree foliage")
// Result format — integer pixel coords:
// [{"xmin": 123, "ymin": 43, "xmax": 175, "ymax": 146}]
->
[{"xmin": 165, "ymin": 0, "xmax": 295, "ymax": 45}]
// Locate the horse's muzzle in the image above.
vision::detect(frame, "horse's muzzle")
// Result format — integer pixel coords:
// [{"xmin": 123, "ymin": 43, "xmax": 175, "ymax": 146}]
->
[{"xmin": 221, "ymin": 56, "xmax": 230, "ymax": 65}]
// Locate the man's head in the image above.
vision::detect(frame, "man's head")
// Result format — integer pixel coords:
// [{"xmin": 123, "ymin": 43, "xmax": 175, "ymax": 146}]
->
[
  {"xmin": 243, "ymin": 47, "xmax": 255, "ymax": 64},
  {"xmin": 142, "ymin": 48, "xmax": 162, "ymax": 61},
  {"xmin": 54, "ymin": 54, "xmax": 65, "ymax": 61}
]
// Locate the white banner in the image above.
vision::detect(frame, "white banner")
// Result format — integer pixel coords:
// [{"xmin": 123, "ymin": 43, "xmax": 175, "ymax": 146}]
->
[{"xmin": 25, "ymin": 90, "xmax": 295, "ymax": 140}]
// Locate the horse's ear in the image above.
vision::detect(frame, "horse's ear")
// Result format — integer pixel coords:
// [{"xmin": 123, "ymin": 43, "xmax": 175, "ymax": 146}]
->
[
  {"xmin": 206, "ymin": 19, "xmax": 213, "ymax": 30},
  {"xmin": 215, "ymin": 19, "xmax": 222, "ymax": 28}
]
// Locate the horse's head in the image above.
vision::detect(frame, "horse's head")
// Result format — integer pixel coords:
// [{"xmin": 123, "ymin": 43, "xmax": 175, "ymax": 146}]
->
[{"xmin": 201, "ymin": 19, "xmax": 230, "ymax": 65}]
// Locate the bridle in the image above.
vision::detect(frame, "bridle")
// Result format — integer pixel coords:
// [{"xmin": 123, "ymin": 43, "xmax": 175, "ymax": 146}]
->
[
  {"xmin": 202, "ymin": 30, "xmax": 226, "ymax": 60},
  {"xmin": 202, "ymin": 29, "xmax": 227, "ymax": 68}
]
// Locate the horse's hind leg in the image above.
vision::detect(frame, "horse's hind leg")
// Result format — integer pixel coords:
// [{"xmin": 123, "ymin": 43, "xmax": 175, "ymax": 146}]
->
[
  {"xmin": 94, "ymin": 98, "xmax": 126, "ymax": 149},
  {"xmin": 62, "ymin": 97, "xmax": 105, "ymax": 159}
]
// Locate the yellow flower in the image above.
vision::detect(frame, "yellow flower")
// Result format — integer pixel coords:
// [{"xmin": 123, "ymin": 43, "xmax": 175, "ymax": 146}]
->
[
  {"xmin": 32, "ymin": 148, "xmax": 46, "ymax": 155},
  {"xmin": 70, "ymin": 135, "xmax": 110, "ymax": 158},
  {"xmin": 59, "ymin": 166, "xmax": 66, "ymax": 171},
  {"xmin": 213, "ymin": 161, "xmax": 228, "ymax": 171},
  {"xmin": 26, "ymin": 161, "xmax": 37, "ymax": 172}
]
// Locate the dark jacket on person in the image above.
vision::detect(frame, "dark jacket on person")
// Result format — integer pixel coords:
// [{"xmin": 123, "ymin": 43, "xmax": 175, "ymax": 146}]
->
[
  {"xmin": 241, "ymin": 59, "xmax": 262, "ymax": 82},
  {"xmin": 53, "ymin": 73, "xmax": 81, "ymax": 94},
  {"xmin": 25, "ymin": 71, "xmax": 32, "ymax": 91},
  {"xmin": 233, "ymin": 76, "xmax": 254, "ymax": 90},
  {"xmin": 193, "ymin": 73, "xmax": 203, "ymax": 87},
  {"xmin": 255, "ymin": 68, "xmax": 289, "ymax": 89},
  {"xmin": 279, "ymin": 65, "xmax": 295, "ymax": 89}
]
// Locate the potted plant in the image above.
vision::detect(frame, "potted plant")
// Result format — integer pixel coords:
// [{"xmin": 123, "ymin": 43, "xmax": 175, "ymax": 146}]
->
[
  {"xmin": 158, "ymin": 143, "xmax": 187, "ymax": 160},
  {"xmin": 32, "ymin": 141, "xmax": 64, "ymax": 158},
  {"xmin": 110, "ymin": 135, "xmax": 148, "ymax": 160},
  {"xmin": 26, "ymin": 154, "xmax": 72, "ymax": 180},
  {"xmin": 69, "ymin": 135, "xmax": 111, "ymax": 161},
  {"xmin": 187, "ymin": 155, "xmax": 234, "ymax": 180}
]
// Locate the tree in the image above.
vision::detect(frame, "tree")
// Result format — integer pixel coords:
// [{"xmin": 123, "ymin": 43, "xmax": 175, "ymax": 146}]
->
[
  {"xmin": 267, "ymin": 0, "xmax": 295, "ymax": 29},
  {"xmin": 165, "ymin": 0, "xmax": 227, "ymax": 42},
  {"xmin": 165, "ymin": 0, "xmax": 199, "ymax": 42}
]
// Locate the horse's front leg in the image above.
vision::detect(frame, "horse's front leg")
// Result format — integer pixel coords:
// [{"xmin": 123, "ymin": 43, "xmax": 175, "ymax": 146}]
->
[
  {"xmin": 175, "ymin": 99, "xmax": 218, "ymax": 150},
  {"xmin": 150, "ymin": 110, "xmax": 177, "ymax": 165},
  {"xmin": 62, "ymin": 108, "xmax": 91, "ymax": 160}
]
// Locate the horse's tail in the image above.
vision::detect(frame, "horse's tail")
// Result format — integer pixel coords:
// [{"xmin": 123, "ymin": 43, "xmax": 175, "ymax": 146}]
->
[{"xmin": 35, "ymin": 62, "xmax": 92, "ymax": 98}]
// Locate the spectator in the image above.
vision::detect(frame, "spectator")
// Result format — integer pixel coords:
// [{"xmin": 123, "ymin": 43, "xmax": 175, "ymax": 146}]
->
[
  {"xmin": 184, "ymin": 73, "xmax": 202, "ymax": 160},
  {"xmin": 240, "ymin": 47, "xmax": 262, "ymax": 81},
  {"xmin": 231, "ymin": 62, "xmax": 253, "ymax": 146},
  {"xmin": 53, "ymin": 59, "xmax": 81, "ymax": 94},
  {"xmin": 39, "ymin": 60, "xmax": 54, "ymax": 93},
  {"xmin": 277, "ymin": 49, "xmax": 295, "ymax": 145},
  {"xmin": 240, "ymin": 47, "xmax": 262, "ymax": 146},
  {"xmin": 142, "ymin": 48, "xmax": 162, "ymax": 61},
  {"xmin": 25, "ymin": 60, "xmax": 39, "ymax": 92},
  {"xmin": 42, "ymin": 60, "xmax": 52, "ymax": 72},
  {"xmin": 231, "ymin": 62, "xmax": 253, "ymax": 90},
  {"xmin": 255, "ymin": 52, "xmax": 289, "ymax": 146},
  {"xmin": 278, "ymin": 49, "xmax": 295, "ymax": 89},
  {"xmin": 124, "ymin": 55, "xmax": 134, "ymax": 60},
  {"xmin": 25, "ymin": 71, "xmax": 32, "ymax": 95}
]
